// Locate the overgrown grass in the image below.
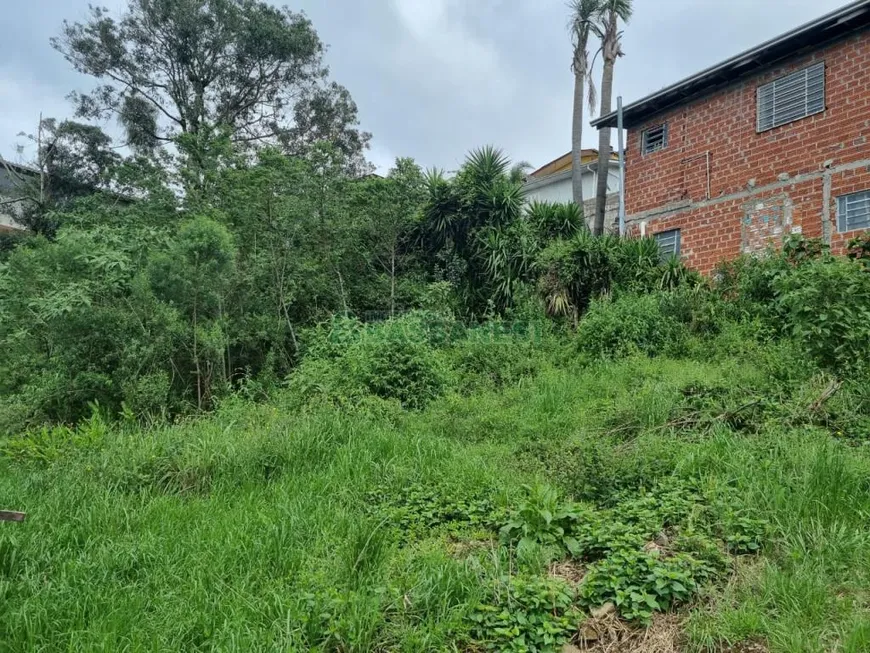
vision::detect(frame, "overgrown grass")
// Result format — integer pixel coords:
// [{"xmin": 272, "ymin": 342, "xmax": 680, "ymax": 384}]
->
[{"xmin": 3, "ymin": 345, "xmax": 870, "ymax": 651}]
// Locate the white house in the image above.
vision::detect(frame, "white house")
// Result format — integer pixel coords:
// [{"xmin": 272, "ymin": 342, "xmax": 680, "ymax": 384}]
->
[
  {"xmin": 523, "ymin": 149, "xmax": 620, "ymax": 229},
  {"xmin": 0, "ymin": 161, "xmax": 34, "ymax": 233}
]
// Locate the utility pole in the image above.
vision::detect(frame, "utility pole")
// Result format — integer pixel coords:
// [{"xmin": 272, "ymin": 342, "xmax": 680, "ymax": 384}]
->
[{"xmin": 617, "ymin": 96, "xmax": 626, "ymax": 237}]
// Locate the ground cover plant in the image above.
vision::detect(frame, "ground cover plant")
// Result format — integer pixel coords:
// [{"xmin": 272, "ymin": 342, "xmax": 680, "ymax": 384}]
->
[
  {"xmin": 5, "ymin": 245, "xmax": 870, "ymax": 651},
  {"xmin": 4, "ymin": 0, "xmax": 870, "ymax": 649}
]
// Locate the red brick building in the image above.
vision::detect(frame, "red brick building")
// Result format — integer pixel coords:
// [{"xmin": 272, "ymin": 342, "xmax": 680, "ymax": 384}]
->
[{"xmin": 592, "ymin": 0, "xmax": 870, "ymax": 273}]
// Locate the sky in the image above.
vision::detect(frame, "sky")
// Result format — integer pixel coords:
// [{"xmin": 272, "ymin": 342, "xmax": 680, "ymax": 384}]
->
[{"xmin": 0, "ymin": 0, "xmax": 852, "ymax": 174}]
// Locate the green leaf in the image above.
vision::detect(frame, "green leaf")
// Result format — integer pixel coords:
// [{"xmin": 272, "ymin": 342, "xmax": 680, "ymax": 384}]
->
[{"xmin": 563, "ymin": 536, "xmax": 582, "ymax": 556}]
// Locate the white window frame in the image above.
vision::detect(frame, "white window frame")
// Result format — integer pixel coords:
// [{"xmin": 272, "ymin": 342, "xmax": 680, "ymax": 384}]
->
[
  {"xmin": 654, "ymin": 229, "xmax": 681, "ymax": 259},
  {"xmin": 837, "ymin": 190, "xmax": 870, "ymax": 234}
]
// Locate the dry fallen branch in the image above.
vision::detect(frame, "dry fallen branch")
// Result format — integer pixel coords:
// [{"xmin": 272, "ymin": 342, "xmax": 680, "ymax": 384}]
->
[
  {"xmin": 602, "ymin": 398, "xmax": 765, "ymax": 439},
  {"xmin": 808, "ymin": 378, "xmax": 843, "ymax": 414}
]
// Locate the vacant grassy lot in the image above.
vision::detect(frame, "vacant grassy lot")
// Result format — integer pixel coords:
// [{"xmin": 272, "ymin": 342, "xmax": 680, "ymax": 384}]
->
[{"xmin": 3, "ymin": 350, "xmax": 870, "ymax": 652}]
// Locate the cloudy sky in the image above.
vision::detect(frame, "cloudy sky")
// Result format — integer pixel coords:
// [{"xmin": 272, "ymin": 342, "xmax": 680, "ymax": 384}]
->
[{"xmin": 0, "ymin": 0, "xmax": 851, "ymax": 173}]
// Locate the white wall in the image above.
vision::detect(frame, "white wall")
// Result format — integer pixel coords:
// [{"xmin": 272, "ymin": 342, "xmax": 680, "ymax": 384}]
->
[
  {"xmin": 524, "ymin": 165, "xmax": 620, "ymax": 206},
  {"xmin": 0, "ymin": 167, "xmax": 25, "ymax": 231},
  {"xmin": 0, "ymin": 211, "xmax": 18, "ymax": 229},
  {"xmin": 0, "ymin": 192, "xmax": 25, "ymax": 231},
  {"xmin": 526, "ymin": 174, "xmax": 574, "ymax": 204}
]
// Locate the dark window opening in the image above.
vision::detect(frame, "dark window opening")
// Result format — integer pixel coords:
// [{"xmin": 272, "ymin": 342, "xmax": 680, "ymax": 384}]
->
[{"xmin": 642, "ymin": 124, "xmax": 668, "ymax": 154}]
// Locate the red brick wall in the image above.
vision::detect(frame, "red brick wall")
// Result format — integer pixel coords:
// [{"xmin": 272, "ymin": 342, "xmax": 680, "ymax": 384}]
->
[{"xmin": 624, "ymin": 30, "xmax": 870, "ymax": 273}]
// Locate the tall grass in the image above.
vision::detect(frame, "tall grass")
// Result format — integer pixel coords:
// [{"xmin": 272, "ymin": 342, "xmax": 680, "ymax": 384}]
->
[{"xmin": 3, "ymin": 350, "xmax": 870, "ymax": 651}]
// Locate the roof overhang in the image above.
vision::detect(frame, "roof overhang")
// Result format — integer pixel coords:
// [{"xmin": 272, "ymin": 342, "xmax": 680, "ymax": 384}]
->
[{"xmin": 592, "ymin": 0, "xmax": 870, "ymax": 130}]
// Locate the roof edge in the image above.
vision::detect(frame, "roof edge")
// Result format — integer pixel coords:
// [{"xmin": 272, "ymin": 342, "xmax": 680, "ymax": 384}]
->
[
  {"xmin": 523, "ymin": 159, "xmax": 620, "ymax": 191},
  {"xmin": 591, "ymin": 0, "xmax": 870, "ymax": 129}
]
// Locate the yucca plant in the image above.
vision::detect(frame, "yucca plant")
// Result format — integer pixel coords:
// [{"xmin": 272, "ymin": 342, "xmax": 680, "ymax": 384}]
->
[
  {"xmin": 536, "ymin": 233, "xmax": 689, "ymax": 324},
  {"xmin": 659, "ymin": 255, "xmax": 704, "ymax": 291},
  {"xmin": 528, "ymin": 201, "xmax": 585, "ymax": 241},
  {"xmin": 418, "ymin": 146, "xmax": 531, "ymax": 316}
]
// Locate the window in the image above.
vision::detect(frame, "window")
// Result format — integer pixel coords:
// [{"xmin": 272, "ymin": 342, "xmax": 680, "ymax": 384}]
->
[
  {"xmin": 837, "ymin": 190, "xmax": 870, "ymax": 233},
  {"xmin": 654, "ymin": 229, "xmax": 681, "ymax": 259},
  {"xmin": 642, "ymin": 124, "xmax": 668, "ymax": 154},
  {"xmin": 757, "ymin": 62, "xmax": 825, "ymax": 132}
]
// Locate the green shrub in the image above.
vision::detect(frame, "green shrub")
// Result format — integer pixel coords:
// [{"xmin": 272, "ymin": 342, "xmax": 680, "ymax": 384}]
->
[
  {"xmin": 658, "ymin": 255, "xmax": 705, "ymax": 291},
  {"xmin": 577, "ymin": 294, "xmax": 687, "ymax": 360},
  {"xmin": 659, "ymin": 286, "xmax": 727, "ymax": 337},
  {"xmin": 782, "ymin": 234, "xmax": 828, "ymax": 266},
  {"xmin": 714, "ymin": 253, "xmax": 790, "ymax": 325},
  {"xmin": 367, "ymin": 482, "xmax": 506, "ymax": 540},
  {"xmin": 518, "ymin": 438, "xmax": 683, "ymax": 505},
  {"xmin": 536, "ymin": 233, "xmax": 703, "ymax": 326},
  {"xmin": 348, "ymin": 319, "xmax": 449, "ymax": 410},
  {"xmin": 500, "ymin": 483, "xmax": 588, "ymax": 557},
  {"xmin": 288, "ymin": 313, "xmax": 451, "ymax": 410},
  {"xmin": 446, "ymin": 322, "xmax": 552, "ymax": 392},
  {"xmin": 0, "ymin": 408, "xmax": 108, "ymax": 464},
  {"xmin": 526, "ymin": 201, "xmax": 584, "ymax": 241},
  {"xmin": 846, "ymin": 230, "xmax": 870, "ymax": 264},
  {"xmin": 775, "ymin": 257, "xmax": 870, "ymax": 375}
]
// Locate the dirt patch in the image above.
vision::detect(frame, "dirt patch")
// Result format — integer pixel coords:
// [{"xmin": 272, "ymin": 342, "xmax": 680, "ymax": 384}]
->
[
  {"xmin": 569, "ymin": 613, "xmax": 684, "ymax": 653},
  {"xmin": 550, "ymin": 559, "xmax": 586, "ymax": 585}
]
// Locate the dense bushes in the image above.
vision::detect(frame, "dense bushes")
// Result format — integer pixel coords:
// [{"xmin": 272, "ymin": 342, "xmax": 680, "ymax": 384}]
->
[
  {"xmin": 288, "ymin": 313, "xmax": 453, "ymax": 409},
  {"xmin": 537, "ymin": 232, "xmax": 699, "ymax": 323},
  {"xmin": 713, "ymin": 243, "xmax": 870, "ymax": 377},
  {"xmin": 3, "ymin": 152, "xmax": 868, "ymax": 438},
  {"xmin": 445, "ymin": 321, "xmax": 557, "ymax": 393},
  {"xmin": 577, "ymin": 294, "xmax": 686, "ymax": 359},
  {"xmin": 0, "ymin": 150, "xmax": 435, "ymax": 433},
  {"xmin": 775, "ymin": 256, "xmax": 870, "ymax": 375},
  {"xmin": 347, "ymin": 319, "xmax": 450, "ymax": 409},
  {"xmin": 569, "ymin": 238, "xmax": 870, "ymax": 381},
  {"xmin": 288, "ymin": 313, "xmax": 557, "ymax": 409}
]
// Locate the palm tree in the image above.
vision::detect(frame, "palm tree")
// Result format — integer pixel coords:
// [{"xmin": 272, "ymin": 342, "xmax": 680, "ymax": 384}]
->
[
  {"xmin": 568, "ymin": 0, "xmax": 601, "ymax": 211},
  {"xmin": 592, "ymin": 0, "xmax": 632, "ymax": 236},
  {"xmin": 419, "ymin": 146, "xmax": 527, "ymax": 315}
]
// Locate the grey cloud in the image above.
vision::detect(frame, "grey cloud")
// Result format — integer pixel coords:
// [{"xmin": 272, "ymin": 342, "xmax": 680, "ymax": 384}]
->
[{"xmin": 0, "ymin": 0, "xmax": 850, "ymax": 173}]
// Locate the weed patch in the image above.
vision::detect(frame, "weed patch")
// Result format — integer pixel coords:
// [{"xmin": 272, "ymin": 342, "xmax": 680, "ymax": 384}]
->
[
  {"xmin": 470, "ymin": 575, "xmax": 580, "ymax": 651},
  {"xmin": 366, "ymin": 483, "xmax": 507, "ymax": 541}
]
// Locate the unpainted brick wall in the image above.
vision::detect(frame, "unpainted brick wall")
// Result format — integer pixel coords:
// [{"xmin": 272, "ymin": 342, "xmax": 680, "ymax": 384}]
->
[{"xmin": 623, "ymin": 30, "xmax": 870, "ymax": 273}]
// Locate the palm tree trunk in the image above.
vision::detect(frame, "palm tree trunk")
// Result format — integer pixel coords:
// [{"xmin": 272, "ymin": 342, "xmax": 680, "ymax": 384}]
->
[
  {"xmin": 571, "ymin": 67, "xmax": 586, "ymax": 209},
  {"xmin": 593, "ymin": 16, "xmax": 619, "ymax": 236},
  {"xmin": 593, "ymin": 60, "xmax": 615, "ymax": 235}
]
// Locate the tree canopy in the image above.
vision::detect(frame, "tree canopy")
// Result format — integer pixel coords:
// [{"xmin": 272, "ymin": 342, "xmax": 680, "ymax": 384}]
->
[{"xmin": 53, "ymin": 0, "xmax": 371, "ymax": 170}]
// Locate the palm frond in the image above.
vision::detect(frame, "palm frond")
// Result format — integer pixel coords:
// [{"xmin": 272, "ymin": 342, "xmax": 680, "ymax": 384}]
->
[
  {"xmin": 587, "ymin": 76, "xmax": 598, "ymax": 116},
  {"xmin": 568, "ymin": 0, "xmax": 603, "ymax": 35},
  {"xmin": 419, "ymin": 167, "xmax": 461, "ymax": 251},
  {"xmin": 486, "ymin": 180, "xmax": 524, "ymax": 227},
  {"xmin": 509, "ymin": 161, "xmax": 533, "ymax": 185},
  {"xmin": 598, "ymin": 0, "xmax": 633, "ymax": 22},
  {"xmin": 464, "ymin": 146, "xmax": 511, "ymax": 185},
  {"xmin": 568, "ymin": 0, "xmax": 605, "ymax": 75}
]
